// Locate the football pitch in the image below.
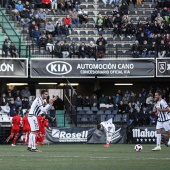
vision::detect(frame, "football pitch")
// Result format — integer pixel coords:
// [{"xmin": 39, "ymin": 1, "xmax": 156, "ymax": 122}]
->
[{"xmin": 0, "ymin": 144, "xmax": 170, "ymax": 170}]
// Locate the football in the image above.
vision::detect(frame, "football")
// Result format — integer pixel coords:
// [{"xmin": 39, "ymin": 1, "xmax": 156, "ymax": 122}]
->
[{"xmin": 134, "ymin": 144, "xmax": 143, "ymax": 152}]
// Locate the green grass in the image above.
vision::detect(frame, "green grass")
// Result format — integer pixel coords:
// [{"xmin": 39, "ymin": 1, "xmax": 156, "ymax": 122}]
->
[{"xmin": 0, "ymin": 144, "xmax": 170, "ymax": 170}]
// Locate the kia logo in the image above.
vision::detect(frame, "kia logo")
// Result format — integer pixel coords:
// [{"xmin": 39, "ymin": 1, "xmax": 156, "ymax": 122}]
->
[{"xmin": 46, "ymin": 61, "xmax": 72, "ymax": 75}]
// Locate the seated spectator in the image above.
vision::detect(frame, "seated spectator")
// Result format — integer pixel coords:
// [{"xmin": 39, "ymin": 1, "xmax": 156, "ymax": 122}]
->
[
  {"xmin": 117, "ymin": 101, "xmax": 126, "ymax": 114},
  {"xmin": 51, "ymin": 0, "xmax": 58, "ymax": 12},
  {"xmin": 2, "ymin": 39, "xmax": 9, "ymax": 58},
  {"xmin": 16, "ymin": 105, "xmax": 23, "ymax": 117},
  {"xmin": 64, "ymin": 15, "xmax": 73, "ymax": 31},
  {"xmin": 151, "ymin": 8, "xmax": 158, "ymax": 23},
  {"xmin": 155, "ymin": 13, "xmax": 164, "ymax": 25},
  {"xmin": 70, "ymin": 8, "xmax": 79, "ymax": 27},
  {"xmin": 32, "ymin": 25, "xmax": 42, "ymax": 45},
  {"xmin": 158, "ymin": 40, "xmax": 166, "ymax": 58},
  {"xmin": 54, "ymin": 41, "xmax": 62, "ymax": 58},
  {"xmin": 148, "ymin": 41, "xmax": 157, "ymax": 58},
  {"xmin": 150, "ymin": 110, "xmax": 157, "ymax": 126},
  {"xmin": 122, "ymin": 93, "xmax": 129, "ymax": 105},
  {"xmin": 9, "ymin": 99, "xmax": 16, "ymax": 117},
  {"xmin": 99, "ymin": 94, "xmax": 107, "ymax": 104},
  {"xmin": 78, "ymin": 8, "xmax": 88, "ymax": 24},
  {"xmin": 24, "ymin": 1, "xmax": 33, "ymax": 11},
  {"xmin": 120, "ymin": 24, "xmax": 126, "ymax": 36},
  {"xmin": 146, "ymin": 93, "xmax": 154, "ymax": 107},
  {"xmin": 87, "ymin": 41, "xmax": 96, "ymax": 58},
  {"xmin": 96, "ymin": 14, "xmax": 104, "ymax": 32},
  {"xmin": 32, "ymin": 14, "xmax": 41, "ymax": 28},
  {"xmin": 83, "ymin": 96, "xmax": 91, "ymax": 107},
  {"xmin": 129, "ymin": 92, "xmax": 136, "ymax": 106},
  {"xmin": 20, "ymin": 7, "xmax": 30, "ymax": 26},
  {"xmin": 55, "ymin": 23, "xmax": 63, "ymax": 37},
  {"xmin": 45, "ymin": 20, "xmax": 55, "ymax": 37},
  {"xmin": 38, "ymin": 34, "xmax": 47, "ymax": 50},
  {"xmin": 77, "ymin": 95, "xmax": 83, "ymax": 107},
  {"xmin": 11, "ymin": 0, "xmax": 23, "ymax": 23},
  {"xmin": 91, "ymin": 94, "xmax": 98, "ymax": 107},
  {"xmin": 46, "ymin": 34, "xmax": 54, "ymax": 53},
  {"xmin": 151, "ymin": 21, "xmax": 160, "ymax": 34},
  {"xmin": 134, "ymin": 101, "xmax": 142, "ymax": 110},
  {"xmin": 96, "ymin": 34, "xmax": 107, "ymax": 46},
  {"xmin": 107, "ymin": 96, "xmax": 113, "ymax": 105},
  {"xmin": 58, "ymin": 0, "xmax": 65, "ymax": 11},
  {"xmin": 113, "ymin": 24, "xmax": 121, "ymax": 37},
  {"xmin": 134, "ymin": 108, "xmax": 144, "ymax": 126},
  {"xmin": 21, "ymin": 87, "xmax": 31, "ymax": 99},
  {"xmin": 121, "ymin": 14, "xmax": 130, "ymax": 26},
  {"xmin": 141, "ymin": 40, "xmax": 149, "ymax": 58},
  {"xmin": 125, "ymin": 21, "xmax": 135, "ymax": 37},
  {"xmin": 136, "ymin": 93, "xmax": 145, "ymax": 105},
  {"xmin": 112, "ymin": 5, "xmax": 119, "ymax": 17},
  {"xmin": 70, "ymin": 41, "xmax": 79, "ymax": 58},
  {"xmin": 103, "ymin": 15, "xmax": 112, "ymax": 30},
  {"xmin": 73, "ymin": 0, "xmax": 80, "ymax": 11},
  {"xmin": 37, "ymin": 8, "xmax": 47, "ymax": 23},
  {"xmin": 62, "ymin": 25, "xmax": 70, "ymax": 38},
  {"xmin": 131, "ymin": 40, "xmax": 140, "ymax": 58},
  {"xmin": 34, "ymin": 0, "xmax": 42, "ymax": 9},
  {"xmin": 1, "ymin": 102, "xmax": 10, "ymax": 115},
  {"xmin": 113, "ymin": 13, "xmax": 122, "ymax": 28},
  {"xmin": 113, "ymin": 93, "xmax": 122, "ymax": 106},
  {"xmin": 156, "ymin": 33, "xmax": 164, "ymax": 45},
  {"xmin": 78, "ymin": 42, "xmax": 88, "ymax": 58},
  {"xmin": 65, "ymin": 0, "xmax": 73, "ymax": 11},
  {"xmin": 166, "ymin": 41, "xmax": 170, "ymax": 57},
  {"xmin": 29, "ymin": 9, "xmax": 37, "ymax": 22},
  {"xmin": 137, "ymin": 32, "xmax": 148, "ymax": 45},
  {"xmin": 96, "ymin": 41, "xmax": 106, "ymax": 58},
  {"xmin": 9, "ymin": 42, "xmax": 18, "ymax": 58},
  {"xmin": 22, "ymin": 97, "xmax": 29, "ymax": 109},
  {"xmin": 119, "ymin": 2, "xmax": 128, "ymax": 16},
  {"xmin": 15, "ymin": 96, "xmax": 22, "ymax": 107},
  {"xmin": 61, "ymin": 40, "xmax": 70, "ymax": 58},
  {"xmin": 42, "ymin": 0, "xmax": 51, "ymax": 11}
]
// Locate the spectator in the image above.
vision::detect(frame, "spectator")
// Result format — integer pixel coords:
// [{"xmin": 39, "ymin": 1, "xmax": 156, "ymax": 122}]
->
[
  {"xmin": 146, "ymin": 93, "xmax": 154, "ymax": 106},
  {"xmin": 53, "ymin": 96, "xmax": 64, "ymax": 110},
  {"xmin": 87, "ymin": 41, "xmax": 96, "ymax": 58},
  {"xmin": 103, "ymin": 15, "xmax": 112, "ymax": 30},
  {"xmin": 113, "ymin": 13, "xmax": 122, "ymax": 28},
  {"xmin": 61, "ymin": 40, "xmax": 70, "ymax": 58},
  {"xmin": 96, "ymin": 34, "xmax": 107, "ymax": 46},
  {"xmin": 9, "ymin": 42, "xmax": 18, "ymax": 58},
  {"xmin": 158, "ymin": 40, "xmax": 166, "ymax": 58},
  {"xmin": 78, "ymin": 8, "xmax": 88, "ymax": 25},
  {"xmin": 148, "ymin": 41, "xmax": 157, "ymax": 58},
  {"xmin": 20, "ymin": 87, "xmax": 31, "ymax": 99},
  {"xmin": 58, "ymin": 0, "xmax": 65, "ymax": 11},
  {"xmin": 156, "ymin": 33, "xmax": 163, "ymax": 45},
  {"xmin": 77, "ymin": 95, "xmax": 83, "ymax": 107},
  {"xmin": 121, "ymin": 14, "xmax": 130, "ymax": 26},
  {"xmin": 24, "ymin": 1, "xmax": 33, "ymax": 11},
  {"xmin": 141, "ymin": 40, "xmax": 149, "ymax": 58},
  {"xmin": 51, "ymin": 0, "xmax": 58, "ymax": 13},
  {"xmin": 42, "ymin": 0, "xmax": 51, "ymax": 11},
  {"xmin": 131, "ymin": 40, "xmax": 140, "ymax": 58},
  {"xmin": 117, "ymin": 101, "xmax": 126, "ymax": 114},
  {"xmin": 32, "ymin": 25, "xmax": 42, "ymax": 45},
  {"xmin": 70, "ymin": 8, "xmax": 79, "ymax": 27},
  {"xmin": 122, "ymin": 93, "xmax": 129, "ymax": 105},
  {"xmin": 91, "ymin": 94, "xmax": 98, "ymax": 107},
  {"xmin": 70, "ymin": 41, "xmax": 79, "ymax": 58},
  {"xmin": 46, "ymin": 34, "xmax": 54, "ymax": 53},
  {"xmin": 96, "ymin": 41, "xmax": 106, "ymax": 58},
  {"xmin": 38, "ymin": 34, "xmax": 47, "ymax": 50},
  {"xmin": 55, "ymin": 23, "xmax": 63, "ymax": 37},
  {"xmin": 9, "ymin": 99, "xmax": 16, "ymax": 117},
  {"xmin": 16, "ymin": 105, "xmax": 23, "ymax": 117},
  {"xmin": 99, "ymin": 94, "xmax": 107, "ymax": 104},
  {"xmin": 141, "ymin": 87, "xmax": 147, "ymax": 98},
  {"xmin": 125, "ymin": 21, "xmax": 135, "ymax": 37},
  {"xmin": 129, "ymin": 92, "xmax": 136, "ymax": 106},
  {"xmin": 29, "ymin": 21, "xmax": 36, "ymax": 37},
  {"xmin": 83, "ymin": 96, "xmax": 91, "ymax": 107},
  {"xmin": 22, "ymin": 97, "xmax": 29, "ymax": 109},
  {"xmin": 54, "ymin": 41, "xmax": 62, "ymax": 58},
  {"xmin": 136, "ymin": 93, "xmax": 145, "ymax": 105},
  {"xmin": 34, "ymin": 0, "xmax": 42, "ymax": 9},
  {"xmin": 155, "ymin": 13, "xmax": 164, "ymax": 25},
  {"xmin": 13, "ymin": 89, "xmax": 22, "ymax": 100},
  {"xmin": 0, "ymin": 93, "xmax": 8, "ymax": 106},
  {"xmin": 65, "ymin": 0, "xmax": 73, "ymax": 11},
  {"xmin": 1, "ymin": 102, "xmax": 10, "ymax": 115},
  {"xmin": 45, "ymin": 20, "xmax": 55, "ymax": 37},
  {"xmin": 96, "ymin": 14, "xmax": 104, "ymax": 32},
  {"xmin": 113, "ymin": 93, "xmax": 121, "ymax": 105},
  {"xmin": 20, "ymin": 7, "xmax": 30, "ymax": 26},
  {"xmin": 166, "ymin": 41, "xmax": 170, "ymax": 57},
  {"xmin": 64, "ymin": 15, "xmax": 73, "ymax": 31},
  {"xmin": 15, "ymin": 96, "xmax": 22, "ymax": 108},
  {"xmin": 62, "ymin": 25, "xmax": 70, "ymax": 38},
  {"xmin": 32, "ymin": 14, "xmax": 41, "ymax": 28},
  {"xmin": 119, "ymin": 2, "xmax": 128, "ymax": 16},
  {"xmin": 113, "ymin": 24, "xmax": 121, "ymax": 37},
  {"xmin": 73, "ymin": 0, "xmax": 80, "ymax": 11},
  {"xmin": 78, "ymin": 42, "xmax": 88, "ymax": 58},
  {"xmin": 29, "ymin": 96, "xmax": 35, "ymax": 107},
  {"xmin": 137, "ymin": 32, "xmax": 148, "ymax": 45},
  {"xmin": 37, "ymin": 8, "xmax": 47, "ymax": 23},
  {"xmin": 113, "ymin": 5, "xmax": 119, "ymax": 16},
  {"xmin": 107, "ymin": 96, "xmax": 113, "ymax": 105},
  {"xmin": 134, "ymin": 101, "xmax": 142, "ymax": 110},
  {"xmin": 2, "ymin": 39, "xmax": 9, "ymax": 58}
]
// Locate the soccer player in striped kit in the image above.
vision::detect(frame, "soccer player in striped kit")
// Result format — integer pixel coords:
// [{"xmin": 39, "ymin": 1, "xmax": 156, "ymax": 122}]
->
[
  {"xmin": 28, "ymin": 89, "xmax": 57, "ymax": 152},
  {"xmin": 97, "ymin": 118, "xmax": 115, "ymax": 148},
  {"xmin": 152, "ymin": 90, "xmax": 170, "ymax": 151}
]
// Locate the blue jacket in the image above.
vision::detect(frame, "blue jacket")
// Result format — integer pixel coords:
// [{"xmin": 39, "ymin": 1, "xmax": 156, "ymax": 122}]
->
[
  {"xmin": 32, "ymin": 29, "xmax": 42, "ymax": 38},
  {"xmin": 15, "ymin": 4, "xmax": 24, "ymax": 12}
]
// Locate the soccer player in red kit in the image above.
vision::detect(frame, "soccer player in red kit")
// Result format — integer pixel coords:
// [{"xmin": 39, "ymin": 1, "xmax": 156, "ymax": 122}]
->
[
  {"xmin": 6, "ymin": 111, "xmax": 22, "ymax": 146},
  {"xmin": 22, "ymin": 110, "xmax": 31, "ymax": 145}
]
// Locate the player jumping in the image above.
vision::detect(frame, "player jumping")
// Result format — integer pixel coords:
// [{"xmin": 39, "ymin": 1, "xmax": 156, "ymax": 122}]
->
[{"xmin": 97, "ymin": 118, "xmax": 115, "ymax": 148}]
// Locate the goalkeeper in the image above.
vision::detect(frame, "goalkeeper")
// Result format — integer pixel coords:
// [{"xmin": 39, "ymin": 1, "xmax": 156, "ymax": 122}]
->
[{"xmin": 97, "ymin": 118, "xmax": 115, "ymax": 148}]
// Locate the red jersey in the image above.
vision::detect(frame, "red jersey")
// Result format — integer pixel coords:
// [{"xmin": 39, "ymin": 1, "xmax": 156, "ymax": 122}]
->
[
  {"xmin": 22, "ymin": 116, "xmax": 30, "ymax": 131},
  {"xmin": 37, "ymin": 115, "xmax": 45, "ymax": 132},
  {"xmin": 12, "ymin": 115, "xmax": 21, "ymax": 130},
  {"xmin": 44, "ymin": 119, "xmax": 49, "ymax": 129}
]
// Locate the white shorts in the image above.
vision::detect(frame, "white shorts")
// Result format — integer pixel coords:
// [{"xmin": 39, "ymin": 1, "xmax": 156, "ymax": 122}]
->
[
  {"xmin": 28, "ymin": 116, "xmax": 39, "ymax": 132},
  {"xmin": 156, "ymin": 121, "xmax": 170, "ymax": 131}
]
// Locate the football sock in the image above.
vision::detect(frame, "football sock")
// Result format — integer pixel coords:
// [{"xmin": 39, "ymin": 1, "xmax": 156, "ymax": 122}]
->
[
  {"xmin": 23, "ymin": 137, "xmax": 25, "ymax": 144},
  {"xmin": 28, "ymin": 133, "xmax": 32, "ymax": 148},
  {"xmin": 156, "ymin": 134, "xmax": 161, "ymax": 147},
  {"xmin": 12, "ymin": 134, "xmax": 18, "ymax": 145},
  {"xmin": 107, "ymin": 137, "xmax": 111, "ymax": 144},
  {"xmin": 31, "ymin": 133, "xmax": 36, "ymax": 149}
]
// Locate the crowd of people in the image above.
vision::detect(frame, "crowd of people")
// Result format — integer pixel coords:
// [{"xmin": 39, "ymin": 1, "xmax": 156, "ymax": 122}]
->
[{"xmin": 76, "ymin": 86, "xmax": 170, "ymax": 126}]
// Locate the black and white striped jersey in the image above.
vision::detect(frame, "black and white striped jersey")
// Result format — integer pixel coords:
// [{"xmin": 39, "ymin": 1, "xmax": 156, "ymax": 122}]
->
[
  {"xmin": 29, "ymin": 97, "xmax": 52, "ymax": 117},
  {"xmin": 156, "ymin": 99, "xmax": 169, "ymax": 122}
]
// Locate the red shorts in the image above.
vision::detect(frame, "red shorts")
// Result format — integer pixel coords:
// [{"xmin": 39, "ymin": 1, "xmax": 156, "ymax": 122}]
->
[
  {"xmin": 22, "ymin": 127, "xmax": 30, "ymax": 133},
  {"xmin": 11, "ymin": 127, "xmax": 20, "ymax": 134}
]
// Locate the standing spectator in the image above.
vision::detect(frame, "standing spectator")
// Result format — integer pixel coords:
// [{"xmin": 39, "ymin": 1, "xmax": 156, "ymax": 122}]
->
[
  {"xmin": 21, "ymin": 87, "xmax": 31, "ymax": 99},
  {"xmin": 96, "ymin": 41, "xmax": 106, "ymax": 58},
  {"xmin": 78, "ymin": 42, "xmax": 88, "ymax": 58},
  {"xmin": 78, "ymin": 8, "xmax": 88, "ymax": 25},
  {"xmin": 96, "ymin": 34, "xmax": 107, "ymax": 46},
  {"xmin": 141, "ymin": 87, "xmax": 147, "ymax": 98},
  {"xmin": 53, "ymin": 96, "xmax": 64, "ymax": 110},
  {"xmin": 70, "ymin": 8, "xmax": 79, "ymax": 27},
  {"xmin": 32, "ymin": 25, "xmax": 42, "ymax": 45},
  {"xmin": 2, "ymin": 39, "xmax": 9, "ymax": 58},
  {"xmin": 9, "ymin": 42, "xmax": 18, "ymax": 58},
  {"xmin": 45, "ymin": 20, "xmax": 55, "ymax": 37},
  {"xmin": 158, "ymin": 40, "xmax": 166, "ymax": 58},
  {"xmin": 64, "ymin": 15, "xmax": 73, "ymax": 31},
  {"xmin": 61, "ymin": 41, "xmax": 70, "ymax": 58},
  {"xmin": 29, "ymin": 21, "xmax": 36, "ymax": 37}
]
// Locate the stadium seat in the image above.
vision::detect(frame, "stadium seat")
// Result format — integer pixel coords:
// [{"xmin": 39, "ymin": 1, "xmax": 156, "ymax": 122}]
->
[
  {"xmin": 91, "ymin": 107, "xmax": 98, "ymax": 112},
  {"xmin": 77, "ymin": 107, "xmax": 83, "ymax": 111},
  {"xmin": 112, "ymin": 110, "xmax": 117, "ymax": 115},
  {"xmin": 83, "ymin": 107, "xmax": 90, "ymax": 111},
  {"xmin": 105, "ymin": 110, "xmax": 111, "ymax": 115},
  {"xmin": 122, "ymin": 114, "xmax": 128, "ymax": 123},
  {"xmin": 113, "ymin": 114, "xmax": 122, "ymax": 123}
]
